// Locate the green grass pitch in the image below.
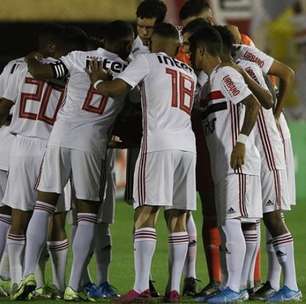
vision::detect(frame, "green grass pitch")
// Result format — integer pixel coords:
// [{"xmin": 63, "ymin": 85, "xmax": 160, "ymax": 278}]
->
[{"xmin": 1, "ymin": 198, "xmax": 305, "ymax": 303}]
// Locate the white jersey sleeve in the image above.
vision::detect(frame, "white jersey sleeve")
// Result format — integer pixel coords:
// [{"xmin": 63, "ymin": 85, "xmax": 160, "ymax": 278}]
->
[
  {"xmin": 2, "ymin": 64, "xmax": 27, "ymax": 102},
  {"xmin": 235, "ymin": 44, "xmax": 274, "ymax": 74},
  {"xmin": 116, "ymin": 54, "xmax": 150, "ymax": 89},
  {"xmin": 218, "ymin": 66, "xmax": 252, "ymax": 104}
]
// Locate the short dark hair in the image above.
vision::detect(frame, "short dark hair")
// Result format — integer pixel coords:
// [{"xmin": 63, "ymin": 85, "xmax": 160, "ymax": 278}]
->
[
  {"xmin": 189, "ymin": 26, "xmax": 223, "ymax": 56},
  {"xmin": 102, "ymin": 20, "xmax": 134, "ymax": 42},
  {"xmin": 179, "ymin": 0, "xmax": 211, "ymax": 21},
  {"xmin": 153, "ymin": 22, "xmax": 179, "ymax": 40},
  {"xmin": 182, "ymin": 18, "xmax": 210, "ymax": 35},
  {"xmin": 213, "ymin": 25, "xmax": 235, "ymax": 54},
  {"xmin": 136, "ymin": 0, "xmax": 167, "ymax": 24},
  {"xmin": 63, "ymin": 25, "xmax": 88, "ymax": 51},
  {"xmin": 38, "ymin": 23, "xmax": 65, "ymax": 47}
]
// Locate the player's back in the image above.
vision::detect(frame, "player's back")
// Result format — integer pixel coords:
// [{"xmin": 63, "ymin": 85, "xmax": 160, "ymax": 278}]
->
[
  {"xmin": 49, "ymin": 48, "xmax": 127, "ymax": 153},
  {"xmin": 136, "ymin": 52, "xmax": 197, "ymax": 153},
  {"xmin": 3, "ymin": 58, "xmax": 65, "ymax": 141},
  {"xmin": 237, "ymin": 59, "xmax": 285, "ymax": 171}
]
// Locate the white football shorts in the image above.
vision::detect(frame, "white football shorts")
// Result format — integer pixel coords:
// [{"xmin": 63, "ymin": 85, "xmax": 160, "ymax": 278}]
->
[
  {"xmin": 215, "ymin": 173, "xmax": 262, "ymax": 225},
  {"xmin": 37, "ymin": 144, "xmax": 104, "ymax": 202},
  {"xmin": 3, "ymin": 136, "xmax": 67, "ymax": 211},
  {"xmin": 261, "ymin": 169, "xmax": 290, "ymax": 213},
  {"xmin": 98, "ymin": 149, "xmax": 116, "ymax": 224},
  {"xmin": 133, "ymin": 150, "xmax": 196, "ymax": 211},
  {"xmin": 278, "ymin": 114, "xmax": 296, "ymax": 206},
  {"xmin": 0, "ymin": 170, "xmax": 8, "ymax": 207}
]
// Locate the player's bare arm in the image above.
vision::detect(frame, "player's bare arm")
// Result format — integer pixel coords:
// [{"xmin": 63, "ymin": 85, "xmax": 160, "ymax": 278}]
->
[
  {"xmin": 240, "ymin": 68, "xmax": 273, "ymax": 109},
  {"xmin": 86, "ymin": 60, "xmax": 130, "ymax": 97},
  {"xmin": 230, "ymin": 94, "xmax": 260, "ymax": 170},
  {"xmin": 268, "ymin": 60, "xmax": 295, "ymax": 119},
  {"xmin": 0, "ymin": 98, "xmax": 14, "ymax": 126},
  {"xmin": 222, "ymin": 62, "xmax": 273, "ymax": 109},
  {"xmin": 26, "ymin": 52, "xmax": 54, "ymax": 80}
]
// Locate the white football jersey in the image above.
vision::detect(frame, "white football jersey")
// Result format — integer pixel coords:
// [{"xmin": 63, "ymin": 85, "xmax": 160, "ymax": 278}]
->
[
  {"xmin": 234, "ymin": 44, "xmax": 274, "ymax": 74},
  {"xmin": 202, "ymin": 65, "xmax": 261, "ymax": 183},
  {"xmin": 129, "ymin": 36, "xmax": 150, "ymax": 61},
  {"xmin": 117, "ymin": 52, "xmax": 197, "ymax": 153},
  {"xmin": 0, "ymin": 58, "xmax": 25, "ymax": 170},
  {"xmin": 2, "ymin": 58, "xmax": 65, "ymax": 141},
  {"xmin": 237, "ymin": 59, "xmax": 286, "ymax": 171},
  {"xmin": 48, "ymin": 48, "xmax": 127, "ymax": 154}
]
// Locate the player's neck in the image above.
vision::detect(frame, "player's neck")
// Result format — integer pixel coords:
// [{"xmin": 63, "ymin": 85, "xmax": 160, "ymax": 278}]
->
[{"xmin": 205, "ymin": 56, "xmax": 222, "ymax": 75}]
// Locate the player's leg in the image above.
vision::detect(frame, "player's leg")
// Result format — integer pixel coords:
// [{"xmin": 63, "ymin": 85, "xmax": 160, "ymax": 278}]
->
[
  {"xmin": 182, "ymin": 212, "xmax": 197, "ymax": 296},
  {"xmin": 47, "ymin": 211, "xmax": 68, "ymax": 297},
  {"xmin": 0, "ymin": 205, "xmax": 11, "ymax": 283},
  {"xmin": 7, "ymin": 209, "xmax": 31, "ymax": 288},
  {"xmin": 207, "ymin": 174, "xmax": 262, "ymax": 303},
  {"xmin": 92, "ymin": 149, "xmax": 118, "ymax": 299},
  {"xmin": 252, "ymin": 169, "xmax": 301, "ymax": 301},
  {"xmin": 199, "ymin": 190, "xmax": 221, "ymax": 295},
  {"xmin": 164, "ymin": 150, "xmax": 196, "ymax": 302},
  {"xmin": 241, "ymin": 222, "xmax": 259, "ymax": 293},
  {"xmin": 263, "ymin": 210, "xmax": 301, "ymax": 301},
  {"xmin": 14, "ymin": 145, "xmax": 69, "ymax": 300},
  {"xmin": 67, "ymin": 199, "xmax": 100, "ymax": 292},
  {"xmin": 164, "ymin": 209, "xmax": 189, "ymax": 301}
]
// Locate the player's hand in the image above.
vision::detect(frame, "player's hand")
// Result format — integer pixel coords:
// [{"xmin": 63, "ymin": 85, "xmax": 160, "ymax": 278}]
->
[
  {"xmin": 230, "ymin": 142, "xmax": 245, "ymax": 170},
  {"xmin": 85, "ymin": 60, "xmax": 112, "ymax": 84},
  {"xmin": 25, "ymin": 51, "xmax": 43, "ymax": 62}
]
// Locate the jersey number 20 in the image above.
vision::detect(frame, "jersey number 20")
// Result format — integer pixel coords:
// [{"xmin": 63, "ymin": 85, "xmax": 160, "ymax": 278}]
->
[
  {"xmin": 166, "ymin": 68, "xmax": 194, "ymax": 115},
  {"xmin": 20, "ymin": 77, "xmax": 64, "ymax": 125}
]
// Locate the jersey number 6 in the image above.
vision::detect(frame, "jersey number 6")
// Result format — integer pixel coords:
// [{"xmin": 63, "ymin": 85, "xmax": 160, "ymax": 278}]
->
[{"xmin": 166, "ymin": 68, "xmax": 194, "ymax": 115}]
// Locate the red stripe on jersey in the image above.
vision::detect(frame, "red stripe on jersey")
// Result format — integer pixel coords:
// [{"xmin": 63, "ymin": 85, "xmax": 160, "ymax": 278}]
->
[
  {"xmin": 257, "ymin": 109, "xmax": 277, "ymax": 170},
  {"xmin": 207, "ymin": 91, "xmax": 225, "ymax": 101}
]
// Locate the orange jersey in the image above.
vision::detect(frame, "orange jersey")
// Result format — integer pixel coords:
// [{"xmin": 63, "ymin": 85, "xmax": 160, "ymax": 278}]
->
[
  {"xmin": 241, "ymin": 33, "xmax": 255, "ymax": 46},
  {"xmin": 176, "ymin": 46, "xmax": 190, "ymax": 64}
]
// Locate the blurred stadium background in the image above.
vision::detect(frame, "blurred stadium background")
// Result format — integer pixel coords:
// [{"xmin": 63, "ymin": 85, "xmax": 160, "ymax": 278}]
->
[{"xmin": 1, "ymin": 2, "xmax": 306, "ymax": 301}]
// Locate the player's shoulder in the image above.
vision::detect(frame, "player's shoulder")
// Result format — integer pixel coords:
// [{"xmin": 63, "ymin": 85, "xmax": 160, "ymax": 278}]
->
[
  {"xmin": 1, "ymin": 57, "xmax": 26, "ymax": 75},
  {"xmin": 213, "ymin": 65, "xmax": 241, "ymax": 81},
  {"xmin": 236, "ymin": 58, "xmax": 260, "ymax": 71}
]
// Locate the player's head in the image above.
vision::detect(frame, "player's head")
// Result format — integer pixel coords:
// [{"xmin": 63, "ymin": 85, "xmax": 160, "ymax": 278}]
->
[
  {"xmin": 189, "ymin": 26, "xmax": 223, "ymax": 73},
  {"xmin": 62, "ymin": 26, "xmax": 89, "ymax": 53},
  {"xmin": 150, "ymin": 22, "xmax": 180, "ymax": 57},
  {"xmin": 86, "ymin": 36, "xmax": 102, "ymax": 51},
  {"xmin": 136, "ymin": 0, "xmax": 167, "ymax": 45},
  {"xmin": 102, "ymin": 20, "xmax": 134, "ymax": 60},
  {"xmin": 182, "ymin": 18, "xmax": 210, "ymax": 55},
  {"xmin": 37, "ymin": 23, "xmax": 66, "ymax": 58},
  {"xmin": 213, "ymin": 25, "xmax": 235, "ymax": 60},
  {"xmin": 179, "ymin": 0, "xmax": 215, "ymax": 27}
]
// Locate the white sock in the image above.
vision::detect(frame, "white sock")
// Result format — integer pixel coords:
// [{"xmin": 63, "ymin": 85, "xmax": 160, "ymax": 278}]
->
[
  {"xmin": 7, "ymin": 233, "xmax": 25, "ymax": 285},
  {"xmin": 24, "ymin": 201, "xmax": 55, "ymax": 277},
  {"xmin": 133, "ymin": 228, "xmax": 157, "ymax": 293},
  {"xmin": 35, "ymin": 246, "xmax": 48, "ymax": 289},
  {"xmin": 184, "ymin": 215, "xmax": 197, "ymax": 279},
  {"xmin": 266, "ymin": 230, "xmax": 281, "ymax": 290},
  {"xmin": 0, "ymin": 246, "xmax": 10, "ymax": 281},
  {"xmin": 241, "ymin": 228, "xmax": 258, "ymax": 289},
  {"xmin": 95, "ymin": 223, "xmax": 111, "ymax": 285},
  {"xmin": 169, "ymin": 232, "xmax": 189, "ymax": 292},
  {"xmin": 68, "ymin": 213, "xmax": 97, "ymax": 291},
  {"xmin": 0, "ymin": 215, "xmax": 11, "ymax": 259},
  {"xmin": 221, "ymin": 219, "xmax": 246, "ymax": 293},
  {"xmin": 272, "ymin": 233, "xmax": 298, "ymax": 291},
  {"xmin": 48, "ymin": 239, "xmax": 69, "ymax": 292}
]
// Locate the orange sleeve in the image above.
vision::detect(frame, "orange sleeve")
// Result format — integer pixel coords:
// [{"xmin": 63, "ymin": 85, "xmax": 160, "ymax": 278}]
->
[{"xmin": 176, "ymin": 46, "xmax": 191, "ymax": 64}]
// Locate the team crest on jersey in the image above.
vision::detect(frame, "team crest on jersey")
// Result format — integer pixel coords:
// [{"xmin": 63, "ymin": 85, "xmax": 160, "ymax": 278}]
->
[
  {"xmin": 223, "ymin": 75, "xmax": 240, "ymax": 97},
  {"xmin": 243, "ymin": 51, "xmax": 264, "ymax": 68}
]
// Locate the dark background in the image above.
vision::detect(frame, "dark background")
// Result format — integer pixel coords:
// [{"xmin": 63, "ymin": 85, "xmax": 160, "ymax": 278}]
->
[{"xmin": 0, "ymin": 22, "xmax": 112, "ymax": 70}]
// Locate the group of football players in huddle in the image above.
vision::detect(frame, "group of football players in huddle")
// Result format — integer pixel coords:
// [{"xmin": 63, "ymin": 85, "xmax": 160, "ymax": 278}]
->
[{"xmin": 0, "ymin": 0, "xmax": 301, "ymax": 303}]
